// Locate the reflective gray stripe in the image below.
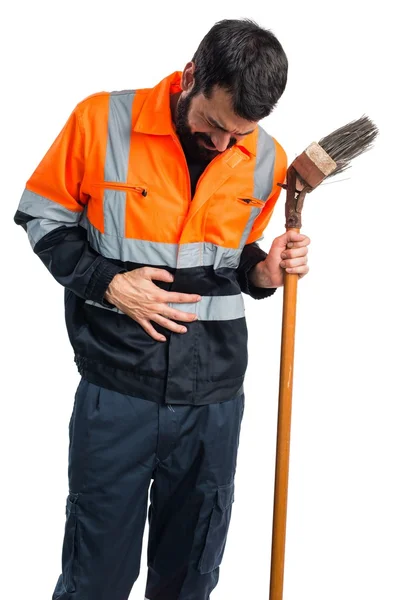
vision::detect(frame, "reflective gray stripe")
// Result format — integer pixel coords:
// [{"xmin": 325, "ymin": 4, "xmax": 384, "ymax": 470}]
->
[
  {"xmin": 85, "ymin": 300, "xmax": 124, "ymax": 314},
  {"xmin": 103, "ymin": 91, "xmax": 135, "ymax": 238},
  {"xmin": 104, "ymin": 91, "xmax": 135, "ymax": 182},
  {"xmin": 103, "ymin": 188, "xmax": 127, "ymax": 238},
  {"xmin": 253, "ymin": 127, "xmax": 276, "ymax": 201},
  {"xmin": 87, "ymin": 222, "xmax": 178, "ymax": 265},
  {"xmin": 85, "ymin": 294, "xmax": 245, "ymax": 321},
  {"xmin": 79, "ymin": 205, "xmax": 89, "ymax": 230},
  {"xmin": 87, "ymin": 221, "xmax": 242, "ymax": 269},
  {"xmin": 26, "ymin": 219, "xmax": 78, "ymax": 247},
  {"xmin": 239, "ymin": 204, "xmax": 262, "ymax": 249},
  {"xmin": 18, "ymin": 189, "xmax": 83, "ymax": 221},
  {"xmin": 18, "ymin": 188, "xmax": 82, "ymax": 247},
  {"xmin": 168, "ymin": 294, "xmax": 245, "ymax": 321},
  {"xmin": 177, "ymin": 242, "xmax": 241, "ymax": 269},
  {"xmin": 239, "ymin": 127, "xmax": 276, "ymax": 247}
]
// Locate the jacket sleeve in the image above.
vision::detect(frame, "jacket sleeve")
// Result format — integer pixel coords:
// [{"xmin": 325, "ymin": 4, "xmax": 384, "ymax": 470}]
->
[
  {"xmin": 14, "ymin": 103, "xmax": 125, "ymax": 305},
  {"xmin": 236, "ymin": 242, "xmax": 277, "ymax": 300},
  {"xmin": 237, "ymin": 137, "xmax": 287, "ymax": 300}
]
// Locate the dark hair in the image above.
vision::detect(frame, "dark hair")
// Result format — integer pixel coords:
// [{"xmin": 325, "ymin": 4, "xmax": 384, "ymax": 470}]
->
[{"xmin": 192, "ymin": 19, "xmax": 288, "ymax": 121}]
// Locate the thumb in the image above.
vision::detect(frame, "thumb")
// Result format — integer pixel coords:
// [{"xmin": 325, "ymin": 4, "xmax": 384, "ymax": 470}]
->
[{"xmin": 144, "ymin": 268, "xmax": 174, "ymax": 283}]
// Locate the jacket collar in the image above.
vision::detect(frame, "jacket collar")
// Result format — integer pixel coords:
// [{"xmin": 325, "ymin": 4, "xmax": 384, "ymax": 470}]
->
[
  {"xmin": 134, "ymin": 71, "xmax": 257, "ymax": 157},
  {"xmin": 134, "ymin": 71, "xmax": 181, "ymax": 136}
]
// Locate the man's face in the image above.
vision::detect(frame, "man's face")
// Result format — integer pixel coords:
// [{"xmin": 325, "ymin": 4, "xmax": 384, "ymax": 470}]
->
[{"xmin": 175, "ymin": 85, "xmax": 257, "ymax": 163}]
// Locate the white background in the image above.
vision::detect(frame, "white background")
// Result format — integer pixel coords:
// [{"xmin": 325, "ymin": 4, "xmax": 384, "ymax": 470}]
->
[{"xmin": 1, "ymin": 1, "xmax": 399, "ymax": 599}]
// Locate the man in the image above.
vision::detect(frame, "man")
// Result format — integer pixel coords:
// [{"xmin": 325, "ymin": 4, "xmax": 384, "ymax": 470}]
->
[{"xmin": 15, "ymin": 18, "xmax": 310, "ymax": 600}]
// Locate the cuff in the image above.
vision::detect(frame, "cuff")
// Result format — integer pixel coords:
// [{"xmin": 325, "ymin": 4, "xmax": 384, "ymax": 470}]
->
[
  {"xmin": 86, "ymin": 258, "xmax": 127, "ymax": 306},
  {"xmin": 237, "ymin": 243, "xmax": 277, "ymax": 300},
  {"xmin": 242, "ymin": 265, "xmax": 277, "ymax": 300}
]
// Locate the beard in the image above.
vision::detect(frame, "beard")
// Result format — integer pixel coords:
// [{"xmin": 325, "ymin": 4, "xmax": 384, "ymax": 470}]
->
[{"xmin": 175, "ymin": 92, "xmax": 236, "ymax": 163}]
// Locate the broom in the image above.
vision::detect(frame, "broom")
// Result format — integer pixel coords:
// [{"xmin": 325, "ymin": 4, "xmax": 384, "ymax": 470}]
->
[{"xmin": 269, "ymin": 116, "xmax": 379, "ymax": 600}]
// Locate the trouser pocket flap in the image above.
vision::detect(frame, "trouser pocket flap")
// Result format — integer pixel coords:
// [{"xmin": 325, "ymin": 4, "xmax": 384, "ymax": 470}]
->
[{"xmin": 198, "ymin": 482, "xmax": 235, "ymax": 574}]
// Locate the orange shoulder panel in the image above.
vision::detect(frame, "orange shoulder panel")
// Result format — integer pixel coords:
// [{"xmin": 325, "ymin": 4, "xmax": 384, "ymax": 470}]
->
[{"xmin": 25, "ymin": 92, "xmax": 111, "ymax": 226}]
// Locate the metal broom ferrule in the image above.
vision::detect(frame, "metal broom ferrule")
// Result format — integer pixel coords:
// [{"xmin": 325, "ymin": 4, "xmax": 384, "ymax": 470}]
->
[
  {"xmin": 292, "ymin": 142, "xmax": 337, "ymax": 188},
  {"xmin": 283, "ymin": 143, "xmax": 337, "ymax": 229}
]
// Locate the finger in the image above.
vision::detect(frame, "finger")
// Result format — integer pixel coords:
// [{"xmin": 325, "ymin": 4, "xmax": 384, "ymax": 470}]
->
[
  {"xmin": 160, "ymin": 306, "xmax": 198, "ymax": 323},
  {"xmin": 152, "ymin": 314, "xmax": 188, "ymax": 334},
  {"xmin": 138, "ymin": 318, "xmax": 167, "ymax": 342},
  {"xmin": 142, "ymin": 267, "xmax": 174, "ymax": 283},
  {"xmin": 272, "ymin": 231, "xmax": 310, "ymax": 250},
  {"xmin": 163, "ymin": 292, "xmax": 202, "ymax": 304},
  {"xmin": 286, "ymin": 230, "xmax": 308, "ymax": 243},
  {"xmin": 281, "ymin": 246, "xmax": 308, "ymax": 259},
  {"xmin": 285, "ymin": 265, "xmax": 310, "ymax": 275},
  {"xmin": 286, "ymin": 234, "xmax": 311, "ymax": 249},
  {"xmin": 281, "ymin": 256, "xmax": 308, "ymax": 269}
]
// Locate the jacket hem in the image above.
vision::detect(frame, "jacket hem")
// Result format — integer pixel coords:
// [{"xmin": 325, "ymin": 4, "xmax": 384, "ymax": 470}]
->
[{"xmin": 75, "ymin": 355, "xmax": 245, "ymax": 405}]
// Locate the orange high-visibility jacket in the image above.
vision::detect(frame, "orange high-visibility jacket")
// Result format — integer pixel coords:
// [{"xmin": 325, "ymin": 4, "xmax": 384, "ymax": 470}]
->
[{"xmin": 15, "ymin": 72, "xmax": 287, "ymax": 404}]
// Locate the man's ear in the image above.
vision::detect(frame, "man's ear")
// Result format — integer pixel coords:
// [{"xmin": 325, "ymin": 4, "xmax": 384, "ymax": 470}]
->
[{"xmin": 181, "ymin": 62, "xmax": 196, "ymax": 92}]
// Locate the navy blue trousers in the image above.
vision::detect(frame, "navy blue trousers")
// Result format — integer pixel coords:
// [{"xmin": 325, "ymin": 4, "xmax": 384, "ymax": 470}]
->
[{"xmin": 52, "ymin": 378, "xmax": 244, "ymax": 600}]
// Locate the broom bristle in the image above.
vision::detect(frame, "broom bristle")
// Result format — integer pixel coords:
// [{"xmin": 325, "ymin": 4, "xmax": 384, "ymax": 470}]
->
[{"xmin": 318, "ymin": 115, "xmax": 378, "ymax": 177}]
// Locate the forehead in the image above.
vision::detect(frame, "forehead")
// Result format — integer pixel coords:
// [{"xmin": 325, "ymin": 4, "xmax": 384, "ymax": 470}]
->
[{"xmin": 193, "ymin": 86, "xmax": 257, "ymax": 132}]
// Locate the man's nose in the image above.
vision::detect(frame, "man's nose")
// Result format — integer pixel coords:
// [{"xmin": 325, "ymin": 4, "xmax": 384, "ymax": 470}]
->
[{"xmin": 210, "ymin": 131, "xmax": 232, "ymax": 152}]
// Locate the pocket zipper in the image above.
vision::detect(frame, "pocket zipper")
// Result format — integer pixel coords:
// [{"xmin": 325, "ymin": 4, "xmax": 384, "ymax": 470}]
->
[
  {"xmin": 92, "ymin": 181, "xmax": 148, "ymax": 197},
  {"xmin": 238, "ymin": 197, "xmax": 265, "ymax": 207}
]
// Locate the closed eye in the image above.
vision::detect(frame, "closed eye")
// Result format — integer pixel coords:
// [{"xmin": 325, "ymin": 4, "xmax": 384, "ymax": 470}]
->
[{"xmin": 206, "ymin": 117, "xmax": 254, "ymax": 137}]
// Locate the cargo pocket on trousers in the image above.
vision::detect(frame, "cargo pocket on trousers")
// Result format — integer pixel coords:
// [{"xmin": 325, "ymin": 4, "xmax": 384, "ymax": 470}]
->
[
  {"xmin": 198, "ymin": 482, "xmax": 235, "ymax": 574},
  {"xmin": 62, "ymin": 493, "xmax": 80, "ymax": 593}
]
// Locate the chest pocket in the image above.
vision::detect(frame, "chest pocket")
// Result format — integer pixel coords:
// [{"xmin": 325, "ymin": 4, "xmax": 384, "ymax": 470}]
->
[
  {"xmin": 90, "ymin": 179, "xmax": 189, "ymax": 245},
  {"xmin": 86, "ymin": 181, "xmax": 147, "ymax": 239},
  {"xmin": 236, "ymin": 197, "xmax": 265, "ymax": 246},
  {"xmin": 101, "ymin": 182, "xmax": 148, "ymax": 239},
  {"xmin": 205, "ymin": 192, "xmax": 265, "ymax": 249}
]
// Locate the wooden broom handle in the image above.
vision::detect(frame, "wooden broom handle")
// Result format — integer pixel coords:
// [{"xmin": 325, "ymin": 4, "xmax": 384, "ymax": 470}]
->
[{"xmin": 269, "ymin": 227, "xmax": 300, "ymax": 600}]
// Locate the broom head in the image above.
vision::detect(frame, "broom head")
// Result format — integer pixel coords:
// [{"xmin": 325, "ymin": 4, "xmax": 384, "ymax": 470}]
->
[{"xmin": 291, "ymin": 115, "xmax": 379, "ymax": 189}]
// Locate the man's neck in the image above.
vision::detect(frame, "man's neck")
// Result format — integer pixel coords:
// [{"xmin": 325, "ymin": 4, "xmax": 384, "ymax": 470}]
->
[{"xmin": 170, "ymin": 92, "xmax": 181, "ymax": 128}]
